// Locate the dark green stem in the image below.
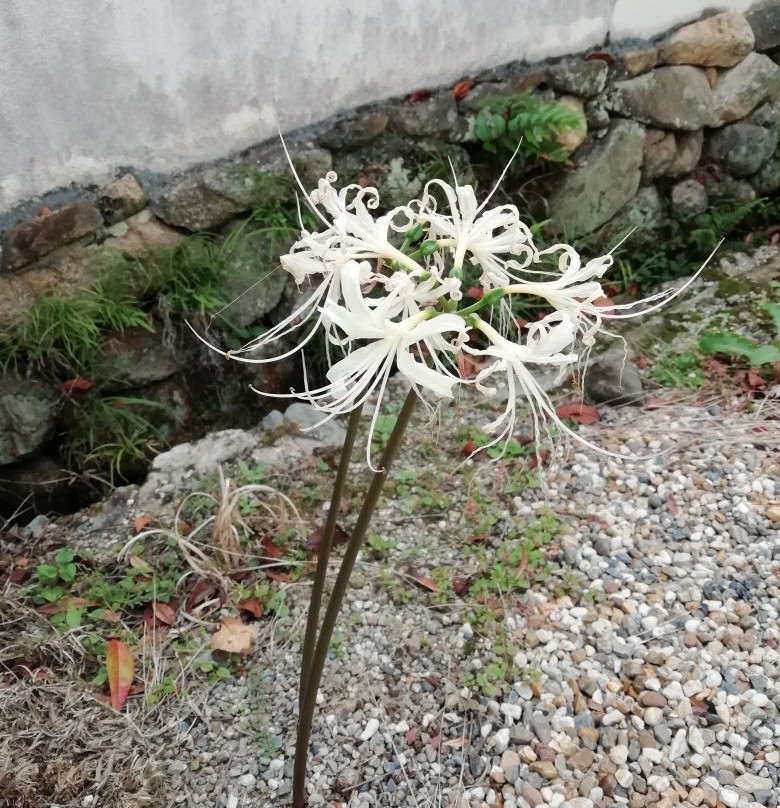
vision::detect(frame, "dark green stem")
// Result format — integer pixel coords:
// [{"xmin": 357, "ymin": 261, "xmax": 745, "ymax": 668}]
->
[
  {"xmin": 298, "ymin": 403, "xmax": 363, "ymax": 710},
  {"xmin": 292, "ymin": 390, "xmax": 418, "ymax": 808}
]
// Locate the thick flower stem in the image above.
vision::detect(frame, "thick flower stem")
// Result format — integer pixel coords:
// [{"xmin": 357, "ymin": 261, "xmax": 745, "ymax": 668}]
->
[
  {"xmin": 292, "ymin": 390, "xmax": 418, "ymax": 808},
  {"xmin": 298, "ymin": 403, "xmax": 364, "ymax": 710}
]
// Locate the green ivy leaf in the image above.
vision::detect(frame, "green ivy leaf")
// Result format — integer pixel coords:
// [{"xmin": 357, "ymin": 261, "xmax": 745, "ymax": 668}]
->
[
  {"xmin": 59, "ymin": 562, "xmax": 77, "ymax": 582},
  {"xmin": 55, "ymin": 548, "xmax": 75, "ymax": 565}
]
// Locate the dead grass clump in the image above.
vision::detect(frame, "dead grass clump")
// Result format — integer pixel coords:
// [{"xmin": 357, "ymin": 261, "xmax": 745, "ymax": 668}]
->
[{"xmin": 0, "ymin": 596, "xmax": 161, "ymax": 808}]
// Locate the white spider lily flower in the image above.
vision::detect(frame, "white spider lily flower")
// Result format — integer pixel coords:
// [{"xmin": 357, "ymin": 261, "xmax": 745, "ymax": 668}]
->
[
  {"xmin": 466, "ymin": 313, "xmax": 589, "ymax": 459},
  {"xmin": 251, "ymin": 262, "xmax": 468, "ymax": 469},
  {"xmin": 416, "ymin": 179, "xmax": 536, "ymax": 288},
  {"xmin": 309, "ymin": 173, "xmax": 424, "ymax": 273}
]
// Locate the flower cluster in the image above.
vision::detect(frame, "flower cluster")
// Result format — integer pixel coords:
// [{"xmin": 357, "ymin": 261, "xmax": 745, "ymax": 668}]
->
[{"xmin": 200, "ymin": 161, "xmax": 708, "ymax": 466}]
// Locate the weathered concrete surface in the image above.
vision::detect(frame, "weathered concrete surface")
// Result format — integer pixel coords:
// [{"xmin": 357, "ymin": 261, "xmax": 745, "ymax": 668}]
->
[{"xmin": 0, "ymin": 0, "xmax": 755, "ymax": 213}]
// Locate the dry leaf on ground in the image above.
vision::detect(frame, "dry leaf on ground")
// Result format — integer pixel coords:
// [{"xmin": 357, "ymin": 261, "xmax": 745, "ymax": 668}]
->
[{"xmin": 211, "ymin": 617, "xmax": 258, "ymax": 655}]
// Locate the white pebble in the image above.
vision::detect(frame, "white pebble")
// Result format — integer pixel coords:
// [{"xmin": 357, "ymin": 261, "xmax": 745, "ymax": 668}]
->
[
  {"xmin": 238, "ymin": 773, "xmax": 256, "ymax": 787},
  {"xmin": 360, "ymin": 718, "xmax": 379, "ymax": 741}
]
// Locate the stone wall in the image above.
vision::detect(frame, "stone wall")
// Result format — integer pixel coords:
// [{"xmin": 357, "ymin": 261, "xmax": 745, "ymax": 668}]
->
[{"xmin": 2, "ymin": 6, "xmax": 780, "ymax": 514}]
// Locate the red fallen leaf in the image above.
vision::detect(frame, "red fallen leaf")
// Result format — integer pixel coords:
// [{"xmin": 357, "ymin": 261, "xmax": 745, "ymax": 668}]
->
[
  {"xmin": 408, "ymin": 89, "xmax": 431, "ymax": 103},
  {"xmin": 746, "ymin": 368, "xmax": 766, "ymax": 389},
  {"xmin": 555, "ymin": 401, "xmax": 600, "ymax": 424},
  {"xmin": 98, "ymin": 609, "xmax": 121, "ymax": 623},
  {"xmin": 178, "ymin": 520, "xmax": 193, "ymax": 536},
  {"xmin": 238, "ymin": 597, "xmax": 264, "ymax": 618},
  {"xmin": 184, "ymin": 577, "xmax": 223, "ymax": 613},
  {"xmin": 261, "ymin": 535, "xmax": 283, "ymax": 559},
  {"xmin": 666, "ymin": 493, "xmax": 678, "ymax": 515},
  {"xmin": 405, "ymin": 727, "xmax": 421, "ymax": 745},
  {"xmin": 528, "ymin": 448, "xmax": 550, "ymax": 470},
  {"xmin": 430, "ymin": 733, "xmax": 443, "ymax": 750},
  {"xmin": 461, "ymin": 438, "xmax": 476, "ymax": 456},
  {"xmin": 8, "ymin": 565, "xmax": 29, "ymax": 584},
  {"xmin": 467, "ymin": 533, "xmax": 488, "ymax": 545},
  {"xmin": 452, "ymin": 79, "xmax": 473, "ymax": 100},
  {"xmin": 61, "ymin": 377, "xmax": 93, "ymax": 394},
  {"xmin": 133, "ymin": 514, "xmax": 152, "ymax": 534},
  {"xmin": 586, "ymin": 51, "xmax": 614, "ymax": 64},
  {"xmin": 306, "ymin": 524, "xmax": 350, "ymax": 554},
  {"xmin": 466, "ymin": 285, "xmax": 484, "ymax": 300},
  {"xmin": 406, "ymin": 569, "xmax": 440, "ymax": 593},
  {"xmin": 452, "ymin": 576, "xmax": 471, "ymax": 595},
  {"xmin": 106, "ymin": 639, "xmax": 134, "ymax": 710}
]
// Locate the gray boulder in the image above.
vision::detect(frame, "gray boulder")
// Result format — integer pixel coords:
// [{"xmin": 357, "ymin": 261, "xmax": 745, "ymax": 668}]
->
[
  {"xmin": 0, "ymin": 374, "xmax": 59, "ymax": 465},
  {"xmin": 708, "ymin": 123, "xmax": 779, "ymax": 177},
  {"xmin": 549, "ymin": 120, "xmax": 645, "ymax": 238},
  {"xmin": 612, "ymin": 66, "xmax": 713, "ymax": 130}
]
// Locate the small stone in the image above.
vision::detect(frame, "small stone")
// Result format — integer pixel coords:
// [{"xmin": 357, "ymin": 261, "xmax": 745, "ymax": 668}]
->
[
  {"xmin": 640, "ymin": 691, "xmax": 667, "ymax": 708},
  {"xmin": 688, "ymin": 786, "xmax": 705, "ymax": 806},
  {"xmin": 237, "ymin": 773, "xmax": 256, "ymax": 787},
  {"xmin": 720, "ymin": 789, "xmax": 740, "ymax": 808},
  {"xmin": 609, "ymin": 746, "xmax": 629, "ymax": 766},
  {"xmin": 578, "ymin": 727, "xmax": 600, "ymax": 749},
  {"xmin": 616, "ymin": 769, "xmax": 633, "ymax": 789},
  {"xmin": 568, "ymin": 748, "xmax": 595, "ymax": 770},
  {"xmin": 688, "ymin": 726, "xmax": 705, "ymax": 754},
  {"xmin": 529, "ymin": 760, "xmax": 558, "ymax": 780},
  {"xmin": 619, "ymin": 47, "xmax": 658, "ymax": 77},
  {"xmin": 97, "ymin": 173, "xmax": 147, "ymax": 224},
  {"xmin": 521, "ymin": 782, "xmax": 544, "ymax": 807},
  {"xmin": 668, "ymin": 728, "xmax": 688, "ymax": 760},
  {"xmin": 671, "ymin": 179, "xmax": 708, "ymax": 219},
  {"xmin": 360, "ymin": 718, "xmax": 379, "ymax": 741},
  {"xmin": 734, "ymin": 772, "xmax": 773, "ymax": 791},
  {"xmin": 643, "ymin": 707, "xmax": 664, "ymax": 726},
  {"xmin": 492, "ymin": 727, "xmax": 511, "ymax": 754},
  {"xmin": 500, "ymin": 750, "xmax": 521, "ymax": 783}
]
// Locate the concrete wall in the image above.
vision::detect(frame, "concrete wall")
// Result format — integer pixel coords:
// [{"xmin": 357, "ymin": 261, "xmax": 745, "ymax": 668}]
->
[{"xmin": 0, "ymin": 0, "xmax": 756, "ymax": 213}]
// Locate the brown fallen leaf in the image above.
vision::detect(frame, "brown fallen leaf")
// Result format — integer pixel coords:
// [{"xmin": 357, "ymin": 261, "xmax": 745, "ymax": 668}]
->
[
  {"xmin": 211, "ymin": 617, "xmax": 258, "ymax": 655},
  {"xmin": 306, "ymin": 524, "xmax": 351, "ymax": 554},
  {"xmin": 405, "ymin": 569, "xmax": 440, "ymax": 593},
  {"xmin": 133, "ymin": 515, "xmax": 152, "ymax": 534}
]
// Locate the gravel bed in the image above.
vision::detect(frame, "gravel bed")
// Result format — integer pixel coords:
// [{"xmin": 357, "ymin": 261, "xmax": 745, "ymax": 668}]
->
[{"xmin": 130, "ymin": 381, "xmax": 780, "ymax": 808}]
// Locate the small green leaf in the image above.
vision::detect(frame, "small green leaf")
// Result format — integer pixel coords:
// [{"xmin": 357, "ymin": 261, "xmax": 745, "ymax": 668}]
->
[
  {"xmin": 65, "ymin": 607, "xmax": 84, "ymax": 628},
  {"xmin": 698, "ymin": 331, "xmax": 756, "ymax": 358},
  {"xmin": 36, "ymin": 564, "xmax": 59, "ymax": 583},
  {"xmin": 748, "ymin": 343, "xmax": 780, "ymax": 366},
  {"xmin": 92, "ymin": 668, "xmax": 108, "ymax": 686},
  {"xmin": 763, "ymin": 302, "xmax": 780, "ymax": 339},
  {"xmin": 55, "ymin": 548, "xmax": 75, "ymax": 565},
  {"xmin": 59, "ymin": 562, "xmax": 77, "ymax": 582}
]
